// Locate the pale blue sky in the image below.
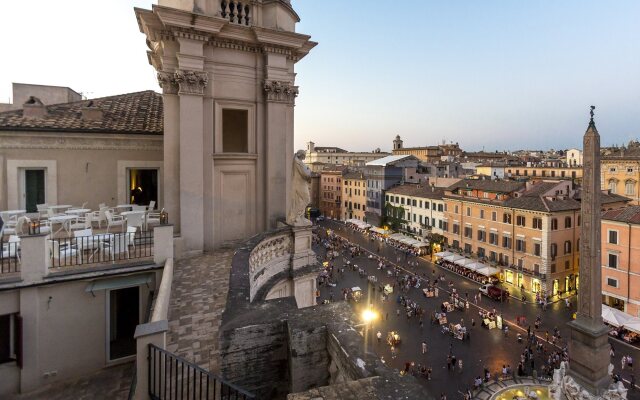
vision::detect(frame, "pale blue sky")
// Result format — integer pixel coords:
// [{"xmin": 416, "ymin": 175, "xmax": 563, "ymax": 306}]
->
[{"xmin": 0, "ymin": 1, "xmax": 638, "ymax": 152}]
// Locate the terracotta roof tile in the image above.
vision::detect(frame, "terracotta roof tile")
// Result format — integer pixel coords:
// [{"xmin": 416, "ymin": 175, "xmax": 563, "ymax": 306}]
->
[{"xmin": 0, "ymin": 91, "xmax": 163, "ymax": 135}]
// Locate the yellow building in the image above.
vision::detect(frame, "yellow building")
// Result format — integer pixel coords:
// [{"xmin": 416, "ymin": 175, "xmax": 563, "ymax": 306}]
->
[
  {"xmin": 442, "ymin": 179, "xmax": 629, "ymax": 296},
  {"xmin": 601, "ymin": 148, "xmax": 640, "ymax": 204},
  {"xmin": 342, "ymin": 171, "xmax": 367, "ymax": 221},
  {"xmin": 505, "ymin": 166, "xmax": 582, "ymax": 181}
]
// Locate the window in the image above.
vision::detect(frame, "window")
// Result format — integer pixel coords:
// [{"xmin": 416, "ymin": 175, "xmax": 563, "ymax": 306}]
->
[
  {"xmin": 222, "ymin": 109, "xmax": 248, "ymax": 152},
  {"xmin": 607, "ymin": 278, "xmax": 618, "ymax": 288},
  {"xmin": 503, "ymin": 213, "xmax": 512, "ymax": 224},
  {"xmin": 491, "ymin": 211, "xmax": 497, "ymax": 221},
  {"xmin": 452, "ymin": 224, "xmax": 460, "ymax": 234},
  {"xmin": 550, "ymin": 264, "xmax": 556, "ymax": 273},
  {"xmin": 609, "ymin": 180, "xmax": 617, "ymax": 194},
  {"xmin": 464, "ymin": 243, "xmax": 472, "ymax": 253},
  {"xmin": 534, "ymin": 243, "xmax": 541, "ymax": 256},
  {"xmin": 401, "ymin": 198, "xmax": 405, "ymax": 205},
  {"xmin": 551, "ymin": 218, "xmax": 558, "ymax": 230},
  {"xmin": 628, "ymin": 167, "xmax": 634, "ymax": 173},
  {"xmin": 464, "ymin": 226, "xmax": 473, "ymax": 238},
  {"xmin": 626, "ymin": 180, "xmax": 636, "ymax": 196},
  {"xmin": 438, "ymin": 204, "xmax": 444, "ymax": 212},
  {"xmin": 466, "ymin": 207, "xmax": 471, "ymax": 217},
  {"xmin": 532, "ymin": 217, "xmax": 542, "ymax": 230},
  {"xmin": 516, "ymin": 239, "xmax": 526, "ymax": 252},
  {"xmin": 489, "ymin": 232, "xmax": 498, "ymax": 245},
  {"xmin": 608, "ymin": 253, "xmax": 618, "ymax": 269},
  {"xmin": 516, "ymin": 215, "xmax": 526, "ymax": 227},
  {"xmin": 610, "ymin": 167, "xmax": 617, "ymax": 173},
  {"xmin": 489, "ymin": 251, "xmax": 497, "ymax": 262},
  {"xmin": 442, "ymin": 221, "xmax": 448, "ymax": 232},
  {"xmin": 564, "ymin": 217, "xmax": 572, "ymax": 228},
  {"xmin": 454, "ymin": 205, "xmax": 459, "ymax": 214},
  {"xmin": 565, "ymin": 260, "xmax": 570, "ymax": 270},
  {"xmin": 419, "ymin": 200, "xmax": 423, "ymax": 208},
  {"xmin": 480, "ymin": 210, "xmax": 485, "ymax": 219},
  {"xmin": 550, "ymin": 243, "xmax": 557, "ymax": 259},
  {"xmin": 0, "ymin": 314, "xmax": 18, "ymax": 364},
  {"xmin": 502, "ymin": 236, "xmax": 512, "ymax": 249},
  {"xmin": 609, "ymin": 230, "xmax": 619, "ymax": 244},
  {"xmin": 477, "ymin": 247, "xmax": 485, "ymax": 258},
  {"xmin": 477, "ymin": 230, "xmax": 486, "ymax": 242},
  {"xmin": 564, "ymin": 241, "xmax": 572, "ymax": 254}
]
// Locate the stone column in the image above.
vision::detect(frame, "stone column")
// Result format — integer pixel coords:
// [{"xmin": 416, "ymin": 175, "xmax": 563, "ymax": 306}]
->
[
  {"xmin": 157, "ymin": 72, "xmax": 181, "ymax": 234},
  {"xmin": 567, "ymin": 111, "xmax": 611, "ymax": 395},
  {"xmin": 175, "ymin": 37, "xmax": 207, "ymax": 253}
]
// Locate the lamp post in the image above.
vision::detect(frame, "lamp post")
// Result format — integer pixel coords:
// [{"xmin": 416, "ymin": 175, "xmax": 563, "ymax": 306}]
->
[
  {"xmin": 159, "ymin": 209, "xmax": 169, "ymax": 225},
  {"xmin": 29, "ymin": 219, "xmax": 41, "ymax": 235}
]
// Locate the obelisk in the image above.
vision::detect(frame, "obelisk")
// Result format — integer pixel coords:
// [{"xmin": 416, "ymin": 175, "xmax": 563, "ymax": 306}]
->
[{"xmin": 566, "ymin": 106, "xmax": 611, "ymax": 394}]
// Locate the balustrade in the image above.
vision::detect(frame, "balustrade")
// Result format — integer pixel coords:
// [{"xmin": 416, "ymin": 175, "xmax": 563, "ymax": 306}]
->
[{"xmin": 219, "ymin": 0, "xmax": 251, "ymax": 26}]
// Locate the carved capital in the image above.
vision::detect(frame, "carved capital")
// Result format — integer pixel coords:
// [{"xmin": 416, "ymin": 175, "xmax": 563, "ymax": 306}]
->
[
  {"xmin": 174, "ymin": 70, "xmax": 209, "ymax": 95},
  {"xmin": 157, "ymin": 71, "xmax": 179, "ymax": 95},
  {"xmin": 263, "ymin": 80, "xmax": 298, "ymax": 104}
]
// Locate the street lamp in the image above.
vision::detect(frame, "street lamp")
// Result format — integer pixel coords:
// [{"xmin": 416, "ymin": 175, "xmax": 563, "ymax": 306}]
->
[{"xmin": 362, "ymin": 309, "xmax": 379, "ymax": 324}]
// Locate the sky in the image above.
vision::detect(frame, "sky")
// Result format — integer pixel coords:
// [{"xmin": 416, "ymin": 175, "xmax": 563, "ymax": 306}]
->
[{"xmin": 0, "ymin": 1, "xmax": 638, "ymax": 152}]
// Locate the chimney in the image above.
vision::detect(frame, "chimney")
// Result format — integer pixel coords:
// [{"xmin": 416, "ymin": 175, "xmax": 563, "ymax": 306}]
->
[
  {"xmin": 81, "ymin": 101, "xmax": 103, "ymax": 121},
  {"xmin": 22, "ymin": 96, "xmax": 46, "ymax": 118}
]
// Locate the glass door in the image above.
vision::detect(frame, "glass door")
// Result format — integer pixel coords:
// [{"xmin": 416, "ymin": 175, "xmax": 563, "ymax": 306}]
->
[{"xmin": 23, "ymin": 169, "xmax": 45, "ymax": 212}]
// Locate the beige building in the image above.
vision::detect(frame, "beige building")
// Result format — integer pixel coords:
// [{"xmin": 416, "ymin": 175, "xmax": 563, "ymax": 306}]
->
[
  {"xmin": 391, "ymin": 135, "xmax": 463, "ymax": 162},
  {"xmin": 601, "ymin": 146, "xmax": 640, "ymax": 204},
  {"xmin": 304, "ymin": 141, "xmax": 388, "ymax": 167},
  {"xmin": 0, "ymin": 91, "xmax": 164, "ymax": 212},
  {"xmin": 319, "ymin": 168, "xmax": 344, "ymax": 219},
  {"xmin": 442, "ymin": 179, "xmax": 629, "ymax": 295},
  {"xmin": 385, "ymin": 183, "xmax": 447, "ymax": 237},
  {"xmin": 0, "ymin": 83, "xmax": 82, "ymax": 112},
  {"xmin": 566, "ymin": 148, "xmax": 583, "ymax": 167},
  {"xmin": 341, "ymin": 171, "xmax": 367, "ymax": 221},
  {"xmin": 136, "ymin": 0, "xmax": 316, "ymax": 252}
]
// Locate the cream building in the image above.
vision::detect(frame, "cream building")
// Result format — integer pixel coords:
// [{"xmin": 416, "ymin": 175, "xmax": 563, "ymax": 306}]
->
[
  {"xmin": 385, "ymin": 183, "xmax": 447, "ymax": 237},
  {"xmin": 136, "ymin": 0, "xmax": 316, "ymax": 252},
  {"xmin": 304, "ymin": 141, "xmax": 388, "ymax": 167},
  {"xmin": 341, "ymin": 171, "xmax": 367, "ymax": 221},
  {"xmin": 566, "ymin": 148, "xmax": 583, "ymax": 167},
  {"xmin": 601, "ymin": 146, "xmax": 640, "ymax": 204}
]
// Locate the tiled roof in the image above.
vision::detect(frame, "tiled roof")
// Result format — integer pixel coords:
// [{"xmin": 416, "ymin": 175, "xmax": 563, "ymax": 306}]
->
[
  {"xmin": 366, "ymin": 155, "xmax": 418, "ymax": 166},
  {"xmin": 602, "ymin": 206, "xmax": 640, "ymax": 224},
  {"xmin": 386, "ymin": 184, "xmax": 445, "ymax": 200},
  {"xmin": 0, "ymin": 91, "xmax": 163, "ymax": 135},
  {"xmin": 343, "ymin": 171, "xmax": 365, "ymax": 180},
  {"xmin": 447, "ymin": 179, "xmax": 525, "ymax": 193}
]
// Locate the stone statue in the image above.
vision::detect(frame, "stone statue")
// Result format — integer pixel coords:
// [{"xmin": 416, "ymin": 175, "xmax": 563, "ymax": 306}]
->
[
  {"xmin": 590, "ymin": 105, "xmax": 596, "ymax": 120},
  {"xmin": 287, "ymin": 151, "xmax": 312, "ymax": 226}
]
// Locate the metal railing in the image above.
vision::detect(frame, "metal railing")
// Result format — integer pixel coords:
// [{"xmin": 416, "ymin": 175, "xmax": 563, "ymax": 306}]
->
[
  {"xmin": 50, "ymin": 230, "xmax": 154, "ymax": 268},
  {"xmin": 0, "ymin": 240, "xmax": 20, "ymax": 274},
  {"xmin": 148, "ymin": 344, "xmax": 255, "ymax": 400}
]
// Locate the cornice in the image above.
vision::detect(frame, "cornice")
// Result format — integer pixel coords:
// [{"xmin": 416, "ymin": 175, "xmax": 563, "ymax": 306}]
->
[
  {"xmin": 153, "ymin": 5, "xmax": 226, "ymax": 35},
  {"xmin": 0, "ymin": 132, "xmax": 163, "ymax": 151}
]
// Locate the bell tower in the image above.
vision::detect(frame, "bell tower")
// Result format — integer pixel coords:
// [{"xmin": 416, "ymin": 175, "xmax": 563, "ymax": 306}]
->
[
  {"xmin": 393, "ymin": 134, "xmax": 403, "ymax": 150},
  {"xmin": 135, "ymin": 1, "xmax": 316, "ymax": 252}
]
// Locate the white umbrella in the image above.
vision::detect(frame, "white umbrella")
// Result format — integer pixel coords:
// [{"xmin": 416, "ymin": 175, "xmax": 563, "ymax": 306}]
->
[
  {"xmin": 602, "ymin": 305, "xmax": 631, "ymax": 328},
  {"xmin": 622, "ymin": 317, "xmax": 640, "ymax": 334},
  {"xmin": 476, "ymin": 266, "xmax": 500, "ymax": 277},
  {"xmin": 443, "ymin": 254, "xmax": 465, "ymax": 262},
  {"xmin": 454, "ymin": 258, "xmax": 474, "ymax": 267},
  {"xmin": 435, "ymin": 251, "xmax": 453, "ymax": 258}
]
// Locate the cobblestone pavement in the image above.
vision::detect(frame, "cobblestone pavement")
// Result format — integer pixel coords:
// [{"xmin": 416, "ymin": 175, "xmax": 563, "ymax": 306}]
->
[
  {"xmin": 166, "ymin": 249, "xmax": 234, "ymax": 373},
  {"xmin": 8, "ymin": 362, "xmax": 133, "ymax": 400}
]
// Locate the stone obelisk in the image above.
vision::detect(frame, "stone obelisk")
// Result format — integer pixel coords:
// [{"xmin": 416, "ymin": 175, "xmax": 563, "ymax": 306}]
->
[{"xmin": 567, "ymin": 106, "xmax": 611, "ymax": 394}]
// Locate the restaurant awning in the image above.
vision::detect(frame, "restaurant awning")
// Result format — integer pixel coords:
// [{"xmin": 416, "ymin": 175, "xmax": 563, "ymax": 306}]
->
[
  {"xmin": 475, "ymin": 265, "xmax": 500, "ymax": 277},
  {"xmin": 443, "ymin": 254, "xmax": 465, "ymax": 262},
  {"xmin": 622, "ymin": 318, "xmax": 640, "ymax": 334},
  {"xmin": 602, "ymin": 304, "xmax": 632, "ymax": 328},
  {"xmin": 435, "ymin": 251, "xmax": 453, "ymax": 258},
  {"xmin": 454, "ymin": 258, "xmax": 475, "ymax": 267},
  {"xmin": 370, "ymin": 227, "xmax": 387, "ymax": 235},
  {"xmin": 85, "ymin": 273, "xmax": 153, "ymax": 295}
]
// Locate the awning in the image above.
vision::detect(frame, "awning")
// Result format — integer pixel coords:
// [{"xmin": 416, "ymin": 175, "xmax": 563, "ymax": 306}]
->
[
  {"xmin": 475, "ymin": 266, "xmax": 500, "ymax": 277},
  {"xmin": 602, "ymin": 304, "xmax": 632, "ymax": 328},
  {"xmin": 454, "ymin": 258, "xmax": 474, "ymax": 267},
  {"xmin": 435, "ymin": 251, "xmax": 453, "ymax": 258},
  {"xmin": 370, "ymin": 227, "xmax": 387, "ymax": 235},
  {"xmin": 622, "ymin": 317, "xmax": 640, "ymax": 334},
  {"xmin": 443, "ymin": 254, "xmax": 465, "ymax": 262},
  {"xmin": 85, "ymin": 273, "xmax": 153, "ymax": 295}
]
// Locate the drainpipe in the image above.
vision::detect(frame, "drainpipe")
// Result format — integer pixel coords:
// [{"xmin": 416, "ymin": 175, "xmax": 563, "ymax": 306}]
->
[{"xmin": 572, "ymin": 209, "xmax": 577, "ymax": 293}]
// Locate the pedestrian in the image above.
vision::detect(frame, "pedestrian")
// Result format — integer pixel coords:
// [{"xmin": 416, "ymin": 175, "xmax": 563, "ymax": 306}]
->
[
  {"xmin": 532, "ymin": 368, "xmax": 538, "ymax": 383},
  {"xmin": 427, "ymin": 367, "xmax": 432, "ymax": 380},
  {"xmin": 422, "ymin": 341, "xmax": 427, "ymax": 354},
  {"xmin": 628, "ymin": 355, "xmax": 634, "ymax": 370},
  {"xmin": 631, "ymin": 374, "xmax": 636, "ymax": 390},
  {"xmin": 376, "ymin": 331, "xmax": 382, "ymax": 344},
  {"xmin": 471, "ymin": 318, "xmax": 475, "ymax": 327},
  {"xmin": 451, "ymin": 354, "xmax": 457, "ymax": 369},
  {"xmin": 440, "ymin": 393, "xmax": 447, "ymax": 400},
  {"xmin": 397, "ymin": 308, "xmax": 400, "ymax": 317},
  {"xmin": 447, "ymin": 355, "xmax": 452, "ymax": 370},
  {"xmin": 391, "ymin": 345, "xmax": 396, "ymax": 359},
  {"xmin": 622, "ymin": 355, "xmax": 627, "ymax": 371}
]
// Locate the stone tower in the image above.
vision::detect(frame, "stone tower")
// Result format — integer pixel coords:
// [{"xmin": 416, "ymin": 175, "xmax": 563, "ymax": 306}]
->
[
  {"xmin": 135, "ymin": 1, "xmax": 316, "ymax": 252},
  {"xmin": 393, "ymin": 134, "xmax": 403, "ymax": 150},
  {"xmin": 566, "ymin": 107, "xmax": 611, "ymax": 394}
]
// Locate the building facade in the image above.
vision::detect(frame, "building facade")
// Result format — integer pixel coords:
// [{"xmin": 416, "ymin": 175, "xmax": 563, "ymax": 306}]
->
[
  {"xmin": 506, "ymin": 165, "xmax": 582, "ymax": 181},
  {"xmin": 136, "ymin": 0, "xmax": 316, "ymax": 252},
  {"xmin": 319, "ymin": 168, "xmax": 344, "ymax": 219},
  {"xmin": 341, "ymin": 171, "xmax": 367, "ymax": 221},
  {"xmin": 442, "ymin": 179, "xmax": 629, "ymax": 295},
  {"xmin": 384, "ymin": 184, "xmax": 447, "ymax": 237},
  {"xmin": 566, "ymin": 148, "xmax": 583, "ymax": 167},
  {"xmin": 601, "ymin": 148, "xmax": 640, "ymax": 204},
  {"xmin": 304, "ymin": 141, "xmax": 388, "ymax": 167},
  {"xmin": 600, "ymin": 206, "xmax": 640, "ymax": 316},
  {"xmin": 364, "ymin": 155, "xmax": 419, "ymax": 226}
]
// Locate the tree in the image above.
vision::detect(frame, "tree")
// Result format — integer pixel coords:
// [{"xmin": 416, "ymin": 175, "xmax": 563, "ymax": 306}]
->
[{"xmin": 382, "ymin": 202, "xmax": 406, "ymax": 231}]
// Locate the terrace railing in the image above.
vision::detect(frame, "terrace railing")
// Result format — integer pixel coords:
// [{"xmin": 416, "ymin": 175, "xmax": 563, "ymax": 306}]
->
[
  {"xmin": 0, "ymin": 239, "xmax": 20, "ymax": 275},
  {"xmin": 148, "ymin": 344, "xmax": 255, "ymax": 400},
  {"xmin": 49, "ymin": 230, "xmax": 154, "ymax": 268}
]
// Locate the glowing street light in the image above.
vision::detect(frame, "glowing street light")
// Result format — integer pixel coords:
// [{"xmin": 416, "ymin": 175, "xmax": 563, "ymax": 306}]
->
[{"xmin": 362, "ymin": 309, "xmax": 378, "ymax": 324}]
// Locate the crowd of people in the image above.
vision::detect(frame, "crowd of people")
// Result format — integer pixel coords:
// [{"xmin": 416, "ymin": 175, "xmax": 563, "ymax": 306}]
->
[{"xmin": 435, "ymin": 258, "xmax": 498, "ymax": 286}]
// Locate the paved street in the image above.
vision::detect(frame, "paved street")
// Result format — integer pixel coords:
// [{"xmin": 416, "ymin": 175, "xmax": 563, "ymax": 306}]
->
[{"xmin": 316, "ymin": 220, "xmax": 640, "ymax": 399}]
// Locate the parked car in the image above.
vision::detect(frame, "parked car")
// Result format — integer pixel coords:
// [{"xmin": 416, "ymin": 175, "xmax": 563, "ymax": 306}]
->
[{"xmin": 479, "ymin": 284, "xmax": 509, "ymax": 301}]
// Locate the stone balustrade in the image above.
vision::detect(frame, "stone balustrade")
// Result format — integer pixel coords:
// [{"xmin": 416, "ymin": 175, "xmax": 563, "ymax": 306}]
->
[
  {"xmin": 248, "ymin": 229, "xmax": 292, "ymax": 301},
  {"xmin": 219, "ymin": 0, "xmax": 252, "ymax": 26}
]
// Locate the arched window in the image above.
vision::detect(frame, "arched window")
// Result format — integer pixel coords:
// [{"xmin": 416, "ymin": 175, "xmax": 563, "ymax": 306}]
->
[
  {"xmin": 564, "ymin": 240, "xmax": 572, "ymax": 254},
  {"xmin": 551, "ymin": 218, "xmax": 558, "ymax": 230},
  {"xmin": 550, "ymin": 243, "xmax": 558, "ymax": 259},
  {"xmin": 609, "ymin": 179, "xmax": 617, "ymax": 194},
  {"xmin": 626, "ymin": 180, "xmax": 636, "ymax": 196},
  {"xmin": 564, "ymin": 216, "xmax": 572, "ymax": 228}
]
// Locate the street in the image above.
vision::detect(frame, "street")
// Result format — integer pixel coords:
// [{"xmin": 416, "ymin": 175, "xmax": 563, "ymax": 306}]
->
[{"xmin": 315, "ymin": 219, "xmax": 640, "ymax": 399}]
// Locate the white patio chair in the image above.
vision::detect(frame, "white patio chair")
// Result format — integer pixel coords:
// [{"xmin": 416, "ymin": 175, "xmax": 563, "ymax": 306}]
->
[
  {"xmin": 36, "ymin": 204, "xmax": 49, "ymax": 219},
  {"xmin": 49, "ymin": 239, "xmax": 78, "ymax": 264},
  {"xmin": 131, "ymin": 204, "xmax": 146, "ymax": 212},
  {"xmin": 1, "ymin": 235, "xmax": 21, "ymax": 264},
  {"xmin": 70, "ymin": 213, "xmax": 92, "ymax": 231},
  {"xmin": 148, "ymin": 200, "xmax": 156, "ymax": 211},
  {"xmin": 38, "ymin": 219, "xmax": 52, "ymax": 236},
  {"xmin": 2, "ymin": 216, "xmax": 28, "ymax": 236},
  {"xmin": 127, "ymin": 226, "xmax": 137, "ymax": 252},
  {"xmin": 91, "ymin": 206, "xmax": 109, "ymax": 228},
  {"xmin": 47, "ymin": 208, "xmax": 64, "ymax": 218},
  {"xmin": 146, "ymin": 208, "xmax": 164, "ymax": 229},
  {"xmin": 98, "ymin": 203, "xmax": 106, "ymax": 209},
  {"xmin": 105, "ymin": 210, "xmax": 126, "ymax": 233},
  {"xmin": 100, "ymin": 233, "xmax": 130, "ymax": 261},
  {"xmin": 73, "ymin": 228, "xmax": 100, "ymax": 260}
]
